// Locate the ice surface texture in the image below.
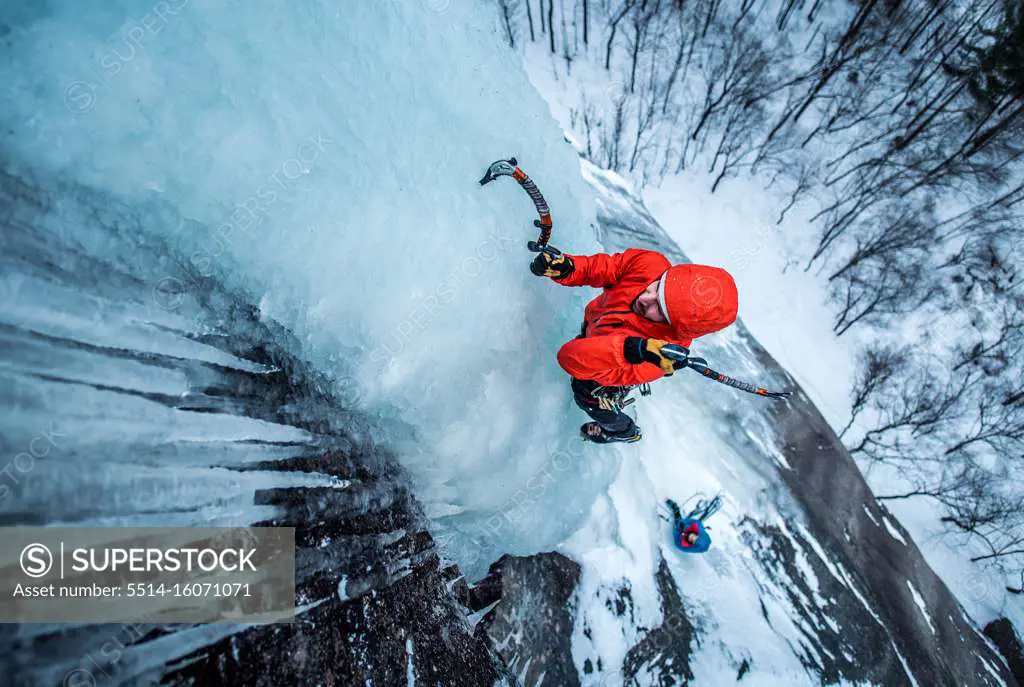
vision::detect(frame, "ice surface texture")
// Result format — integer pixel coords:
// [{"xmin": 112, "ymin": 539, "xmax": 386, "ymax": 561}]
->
[{"xmin": 0, "ymin": 0, "xmax": 617, "ymax": 574}]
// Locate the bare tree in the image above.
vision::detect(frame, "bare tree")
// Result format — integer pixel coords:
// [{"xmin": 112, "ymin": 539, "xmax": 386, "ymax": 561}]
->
[
  {"xmin": 839, "ymin": 345, "xmax": 908, "ymax": 440},
  {"xmin": 1008, "ymin": 570, "xmax": 1023, "ymax": 594},
  {"xmin": 582, "ymin": 0, "xmax": 589, "ymax": 45},
  {"xmin": 829, "ymin": 250, "xmax": 939, "ymax": 336},
  {"xmin": 604, "ymin": 0, "xmax": 637, "ymax": 70},
  {"xmin": 660, "ymin": 7, "xmax": 697, "ymax": 115},
  {"xmin": 763, "ymin": 0, "xmax": 883, "ymax": 145},
  {"xmin": 496, "ymin": 0, "xmax": 517, "ymax": 48},
  {"xmin": 776, "ymin": 0, "xmax": 802, "ymax": 32},
  {"xmin": 493, "ymin": 0, "xmax": 1024, "ymax": 593},
  {"xmin": 493, "ymin": 0, "xmax": 1024, "ymax": 594},
  {"xmin": 548, "ymin": 0, "xmax": 556, "ymax": 53}
]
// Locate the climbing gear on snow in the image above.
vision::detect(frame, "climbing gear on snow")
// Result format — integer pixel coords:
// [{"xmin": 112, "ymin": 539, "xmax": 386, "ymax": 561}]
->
[{"xmin": 687, "ymin": 494, "xmax": 723, "ymax": 522}]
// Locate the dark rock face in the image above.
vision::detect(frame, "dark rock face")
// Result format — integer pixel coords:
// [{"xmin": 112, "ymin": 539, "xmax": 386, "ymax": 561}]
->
[
  {"xmin": 166, "ymin": 561, "xmax": 508, "ymax": 686},
  {"xmin": 621, "ymin": 558, "xmax": 695, "ymax": 686},
  {"xmin": 741, "ymin": 517, "xmax": 912, "ymax": 685},
  {"xmin": 473, "ymin": 553, "xmax": 582, "ymax": 687},
  {"xmin": 163, "ymin": 435, "xmax": 510, "ymax": 686},
  {"xmin": 984, "ymin": 618, "xmax": 1024, "ymax": 686},
  {"xmin": 472, "ymin": 553, "xmax": 697, "ymax": 687},
  {"xmin": 766, "ymin": 388, "xmax": 1015, "ymax": 686}
]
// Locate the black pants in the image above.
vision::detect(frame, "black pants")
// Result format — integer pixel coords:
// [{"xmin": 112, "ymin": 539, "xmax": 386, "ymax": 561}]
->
[{"xmin": 571, "ymin": 378, "xmax": 637, "ymax": 436}]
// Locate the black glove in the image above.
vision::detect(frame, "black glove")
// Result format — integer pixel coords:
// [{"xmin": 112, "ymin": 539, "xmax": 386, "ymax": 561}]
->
[
  {"xmin": 530, "ymin": 251, "xmax": 574, "ymax": 279},
  {"xmin": 624, "ymin": 337, "xmax": 689, "ymax": 376}
]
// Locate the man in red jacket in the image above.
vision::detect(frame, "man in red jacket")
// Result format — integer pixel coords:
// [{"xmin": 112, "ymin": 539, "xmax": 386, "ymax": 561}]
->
[{"xmin": 531, "ymin": 248, "xmax": 739, "ymax": 443}]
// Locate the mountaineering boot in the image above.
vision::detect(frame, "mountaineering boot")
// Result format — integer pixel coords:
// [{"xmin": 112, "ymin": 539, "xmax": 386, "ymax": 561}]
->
[
  {"xmin": 580, "ymin": 422, "xmax": 642, "ymax": 444},
  {"xmin": 665, "ymin": 499, "xmax": 683, "ymax": 522}
]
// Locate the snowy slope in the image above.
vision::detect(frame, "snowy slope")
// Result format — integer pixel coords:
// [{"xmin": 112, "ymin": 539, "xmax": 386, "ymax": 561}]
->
[
  {"xmin": 521, "ymin": 160, "xmax": 1015, "ymax": 686},
  {"xmin": 517, "ymin": 0, "xmax": 1024, "ymax": 646},
  {"xmin": 644, "ymin": 169, "xmax": 1024, "ymax": 643}
]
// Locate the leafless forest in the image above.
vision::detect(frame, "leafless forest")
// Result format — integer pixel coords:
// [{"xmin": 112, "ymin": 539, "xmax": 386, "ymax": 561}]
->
[{"xmin": 496, "ymin": 0, "xmax": 1024, "ymax": 591}]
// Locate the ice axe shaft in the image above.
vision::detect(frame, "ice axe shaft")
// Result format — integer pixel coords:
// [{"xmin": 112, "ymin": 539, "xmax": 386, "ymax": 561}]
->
[
  {"xmin": 479, "ymin": 157, "xmax": 557, "ymax": 253},
  {"xmin": 528, "ymin": 239, "xmax": 561, "ymax": 257},
  {"xmin": 661, "ymin": 346, "xmax": 791, "ymax": 400}
]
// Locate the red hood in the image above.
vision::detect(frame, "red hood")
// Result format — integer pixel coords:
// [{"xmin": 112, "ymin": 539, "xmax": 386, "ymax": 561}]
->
[{"xmin": 657, "ymin": 264, "xmax": 738, "ymax": 339}]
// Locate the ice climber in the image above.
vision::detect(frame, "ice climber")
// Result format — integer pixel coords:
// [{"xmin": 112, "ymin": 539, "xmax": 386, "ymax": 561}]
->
[
  {"xmin": 665, "ymin": 497, "xmax": 714, "ymax": 554},
  {"xmin": 531, "ymin": 248, "xmax": 739, "ymax": 443}
]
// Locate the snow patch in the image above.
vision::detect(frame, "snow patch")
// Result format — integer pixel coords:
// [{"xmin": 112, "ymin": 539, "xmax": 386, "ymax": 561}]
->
[
  {"xmin": 794, "ymin": 523, "xmax": 884, "ymax": 628},
  {"xmin": 882, "ymin": 515, "xmax": 908, "ymax": 545},
  {"xmin": 405, "ymin": 637, "xmax": 415, "ymax": 687},
  {"xmin": 889, "ymin": 638, "xmax": 920, "ymax": 687},
  {"xmin": 978, "ymin": 653, "xmax": 1008, "ymax": 687},
  {"xmin": 905, "ymin": 581, "xmax": 936, "ymax": 635}
]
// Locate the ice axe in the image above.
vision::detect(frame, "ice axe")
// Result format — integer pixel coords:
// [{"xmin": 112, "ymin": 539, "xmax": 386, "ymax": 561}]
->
[
  {"xmin": 660, "ymin": 345, "xmax": 792, "ymax": 400},
  {"xmin": 479, "ymin": 157, "xmax": 561, "ymax": 258}
]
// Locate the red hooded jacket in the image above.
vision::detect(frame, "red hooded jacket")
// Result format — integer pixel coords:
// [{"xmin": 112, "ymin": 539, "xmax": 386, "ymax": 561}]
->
[{"xmin": 554, "ymin": 249, "xmax": 738, "ymax": 387}]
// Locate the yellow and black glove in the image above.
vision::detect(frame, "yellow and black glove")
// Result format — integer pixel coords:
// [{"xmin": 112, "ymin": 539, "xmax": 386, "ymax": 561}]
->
[
  {"xmin": 624, "ymin": 337, "xmax": 689, "ymax": 376},
  {"xmin": 530, "ymin": 251, "xmax": 574, "ymax": 279}
]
